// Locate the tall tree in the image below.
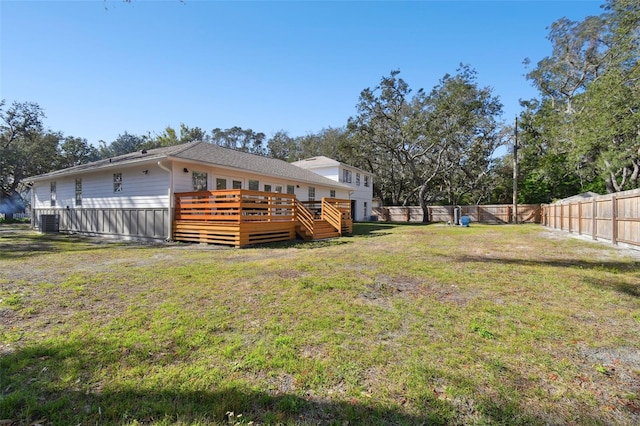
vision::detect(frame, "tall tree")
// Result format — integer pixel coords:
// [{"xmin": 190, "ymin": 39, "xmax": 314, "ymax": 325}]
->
[
  {"xmin": 348, "ymin": 67, "xmax": 502, "ymax": 218},
  {"xmin": 424, "ymin": 66, "xmax": 503, "ymax": 205},
  {"xmin": 347, "ymin": 70, "xmax": 427, "ymax": 207},
  {"xmin": 178, "ymin": 123, "xmax": 208, "ymax": 143},
  {"xmin": 57, "ymin": 136, "xmax": 100, "ymax": 169},
  {"xmin": 99, "ymin": 131, "xmax": 145, "ymax": 157},
  {"xmin": 573, "ymin": 0, "xmax": 640, "ymax": 192},
  {"xmin": 148, "ymin": 123, "xmax": 208, "ymax": 149},
  {"xmin": 0, "ymin": 100, "xmax": 48, "ymax": 216},
  {"xmin": 267, "ymin": 130, "xmax": 299, "ymax": 161},
  {"xmin": 523, "ymin": 0, "xmax": 639, "ymax": 195},
  {"xmin": 211, "ymin": 126, "xmax": 266, "ymax": 155}
]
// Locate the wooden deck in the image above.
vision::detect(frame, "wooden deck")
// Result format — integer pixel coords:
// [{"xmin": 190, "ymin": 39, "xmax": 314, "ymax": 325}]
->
[{"xmin": 173, "ymin": 190, "xmax": 352, "ymax": 247}]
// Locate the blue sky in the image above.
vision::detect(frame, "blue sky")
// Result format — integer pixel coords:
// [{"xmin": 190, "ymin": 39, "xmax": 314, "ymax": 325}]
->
[{"xmin": 1, "ymin": 0, "xmax": 604, "ymax": 148}]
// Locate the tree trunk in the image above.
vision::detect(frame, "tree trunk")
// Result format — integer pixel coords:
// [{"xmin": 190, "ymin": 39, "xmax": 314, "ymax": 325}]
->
[{"xmin": 419, "ymin": 185, "xmax": 429, "ymax": 223}]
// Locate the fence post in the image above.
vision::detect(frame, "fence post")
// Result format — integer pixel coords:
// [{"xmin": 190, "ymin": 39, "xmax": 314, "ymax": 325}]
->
[
  {"xmin": 611, "ymin": 194, "xmax": 618, "ymax": 245},
  {"xmin": 578, "ymin": 201, "xmax": 582, "ymax": 236},
  {"xmin": 592, "ymin": 198, "xmax": 597, "ymax": 240}
]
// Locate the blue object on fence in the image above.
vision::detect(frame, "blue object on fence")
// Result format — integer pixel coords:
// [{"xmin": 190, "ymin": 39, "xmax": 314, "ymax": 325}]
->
[{"xmin": 460, "ymin": 215, "xmax": 470, "ymax": 227}]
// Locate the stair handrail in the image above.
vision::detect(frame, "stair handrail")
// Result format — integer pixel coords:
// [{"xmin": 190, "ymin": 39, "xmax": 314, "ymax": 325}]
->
[
  {"xmin": 294, "ymin": 198, "xmax": 315, "ymax": 236},
  {"xmin": 321, "ymin": 198, "xmax": 342, "ymax": 235}
]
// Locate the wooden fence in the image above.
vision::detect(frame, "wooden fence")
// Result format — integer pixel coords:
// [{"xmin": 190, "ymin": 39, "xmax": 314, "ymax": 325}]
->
[
  {"xmin": 541, "ymin": 188, "xmax": 640, "ymax": 249},
  {"xmin": 372, "ymin": 204, "xmax": 541, "ymax": 224}
]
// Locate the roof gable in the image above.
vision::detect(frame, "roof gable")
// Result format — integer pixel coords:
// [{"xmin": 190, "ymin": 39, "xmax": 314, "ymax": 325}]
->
[
  {"xmin": 292, "ymin": 156, "xmax": 372, "ymax": 176},
  {"xmin": 292, "ymin": 156, "xmax": 341, "ymax": 168}
]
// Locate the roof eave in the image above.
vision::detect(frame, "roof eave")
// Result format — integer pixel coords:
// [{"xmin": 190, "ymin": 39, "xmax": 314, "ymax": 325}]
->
[{"xmin": 27, "ymin": 157, "xmax": 166, "ymax": 182}]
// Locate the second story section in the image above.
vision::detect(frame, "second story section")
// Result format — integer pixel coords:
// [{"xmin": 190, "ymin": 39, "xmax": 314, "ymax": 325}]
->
[{"xmin": 292, "ymin": 156, "xmax": 374, "ymax": 221}]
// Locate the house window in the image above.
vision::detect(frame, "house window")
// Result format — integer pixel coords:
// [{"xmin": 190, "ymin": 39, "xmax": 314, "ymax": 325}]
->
[
  {"xmin": 264, "ymin": 184, "xmax": 272, "ymax": 192},
  {"xmin": 113, "ymin": 173, "xmax": 122, "ymax": 192},
  {"xmin": 364, "ymin": 175, "xmax": 370, "ymax": 187},
  {"xmin": 275, "ymin": 185, "xmax": 283, "ymax": 193},
  {"xmin": 330, "ymin": 190, "xmax": 336, "ymax": 198},
  {"xmin": 232, "ymin": 180, "xmax": 242, "ymax": 189},
  {"xmin": 342, "ymin": 169, "xmax": 352, "ymax": 183},
  {"xmin": 192, "ymin": 172, "xmax": 208, "ymax": 191},
  {"xmin": 356, "ymin": 173, "xmax": 361, "ymax": 186},
  {"xmin": 50, "ymin": 182, "xmax": 56, "ymax": 206},
  {"xmin": 286, "ymin": 185, "xmax": 295, "ymax": 195},
  {"xmin": 248, "ymin": 179, "xmax": 259, "ymax": 191},
  {"xmin": 216, "ymin": 178, "xmax": 227, "ymax": 190},
  {"xmin": 75, "ymin": 179, "xmax": 82, "ymax": 206},
  {"xmin": 364, "ymin": 201, "xmax": 368, "ymax": 217},
  {"xmin": 308, "ymin": 187, "xmax": 315, "ymax": 200}
]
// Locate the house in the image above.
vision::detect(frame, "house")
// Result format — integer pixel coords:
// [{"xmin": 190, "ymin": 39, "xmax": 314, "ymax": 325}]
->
[
  {"xmin": 291, "ymin": 156, "xmax": 373, "ymax": 221},
  {"xmin": 27, "ymin": 141, "xmax": 353, "ymax": 247}
]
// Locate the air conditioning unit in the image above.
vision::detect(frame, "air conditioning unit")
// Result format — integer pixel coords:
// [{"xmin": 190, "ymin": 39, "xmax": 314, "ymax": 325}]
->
[{"xmin": 39, "ymin": 214, "xmax": 60, "ymax": 233}]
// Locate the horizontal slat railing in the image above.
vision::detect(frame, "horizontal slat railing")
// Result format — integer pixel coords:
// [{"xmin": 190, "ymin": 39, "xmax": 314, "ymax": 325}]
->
[{"xmin": 175, "ymin": 190, "xmax": 296, "ymax": 223}]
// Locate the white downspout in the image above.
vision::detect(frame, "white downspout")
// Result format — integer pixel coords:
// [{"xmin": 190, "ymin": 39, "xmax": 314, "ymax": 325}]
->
[
  {"xmin": 30, "ymin": 182, "xmax": 36, "ymax": 229},
  {"xmin": 157, "ymin": 160, "xmax": 173, "ymax": 241}
]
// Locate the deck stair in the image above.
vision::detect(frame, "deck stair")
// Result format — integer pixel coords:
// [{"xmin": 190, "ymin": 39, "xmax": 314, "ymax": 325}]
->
[{"xmin": 310, "ymin": 219, "xmax": 341, "ymax": 240}]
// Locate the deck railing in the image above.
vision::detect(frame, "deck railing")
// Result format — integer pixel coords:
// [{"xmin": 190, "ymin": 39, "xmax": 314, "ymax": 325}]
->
[
  {"xmin": 175, "ymin": 189, "xmax": 296, "ymax": 223},
  {"xmin": 293, "ymin": 198, "xmax": 316, "ymax": 238},
  {"xmin": 174, "ymin": 190, "xmax": 352, "ymax": 245},
  {"xmin": 321, "ymin": 199, "xmax": 343, "ymax": 235}
]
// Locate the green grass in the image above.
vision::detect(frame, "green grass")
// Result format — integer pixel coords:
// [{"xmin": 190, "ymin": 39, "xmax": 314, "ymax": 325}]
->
[{"xmin": 1, "ymin": 223, "xmax": 639, "ymax": 425}]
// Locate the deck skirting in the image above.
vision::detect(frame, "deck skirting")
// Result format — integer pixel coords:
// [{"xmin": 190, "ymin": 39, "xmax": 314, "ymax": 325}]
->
[{"xmin": 174, "ymin": 220, "xmax": 296, "ymax": 247}]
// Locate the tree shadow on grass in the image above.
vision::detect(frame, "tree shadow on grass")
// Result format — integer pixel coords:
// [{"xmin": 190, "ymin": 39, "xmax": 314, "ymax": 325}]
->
[
  {"xmin": 253, "ymin": 223, "xmax": 400, "ymax": 250},
  {"xmin": 0, "ymin": 339, "xmax": 433, "ymax": 425},
  {"xmin": 0, "ymin": 225, "xmax": 164, "ymax": 260},
  {"xmin": 350, "ymin": 222, "xmax": 398, "ymax": 237},
  {"xmin": 0, "ymin": 338, "xmax": 585, "ymax": 426},
  {"xmin": 0, "ymin": 222, "xmax": 402, "ymax": 256},
  {"xmin": 450, "ymin": 254, "xmax": 640, "ymax": 298}
]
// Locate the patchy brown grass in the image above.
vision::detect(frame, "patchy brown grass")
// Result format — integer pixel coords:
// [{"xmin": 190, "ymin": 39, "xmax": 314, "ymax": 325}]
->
[{"xmin": 1, "ymin": 223, "xmax": 639, "ymax": 425}]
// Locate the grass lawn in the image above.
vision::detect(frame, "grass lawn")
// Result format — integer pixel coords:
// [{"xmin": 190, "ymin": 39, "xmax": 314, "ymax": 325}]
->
[{"xmin": 1, "ymin": 222, "xmax": 639, "ymax": 425}]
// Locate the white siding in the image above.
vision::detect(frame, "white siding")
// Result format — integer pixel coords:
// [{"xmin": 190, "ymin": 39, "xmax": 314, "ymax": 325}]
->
[
  {"xmin": 33, "ymin": 164, "xmax": 170, "ymax": 210},
  {"xmin": 293, "ymin": 161, "xmax": 374, "ymax": 221},
  {"xmin": 304, "ymin": 166, "xmax": 339, "ymax": 182}
]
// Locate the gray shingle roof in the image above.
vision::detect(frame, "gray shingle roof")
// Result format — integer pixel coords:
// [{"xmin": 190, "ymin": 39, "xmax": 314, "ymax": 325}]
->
[{"xmin": 28, "ymin": 141, "xmax": 351, "ymax": 189}]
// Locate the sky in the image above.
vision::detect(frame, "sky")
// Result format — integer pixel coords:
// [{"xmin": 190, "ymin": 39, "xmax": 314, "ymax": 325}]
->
[{"xmin": 1, "ymin": 0, "xmax": 606, "ymax": 149}]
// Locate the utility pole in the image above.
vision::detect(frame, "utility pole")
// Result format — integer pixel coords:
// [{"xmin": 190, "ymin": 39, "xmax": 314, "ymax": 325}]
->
[{"xmin": 513, "ymin": 116, "xmax": 519, "ymax": 224}]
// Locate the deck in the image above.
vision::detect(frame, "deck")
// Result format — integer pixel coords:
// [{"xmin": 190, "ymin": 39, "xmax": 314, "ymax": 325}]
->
[{"xmin": 173, "ymin": 189, "xmax": 352, "ymax": 247}]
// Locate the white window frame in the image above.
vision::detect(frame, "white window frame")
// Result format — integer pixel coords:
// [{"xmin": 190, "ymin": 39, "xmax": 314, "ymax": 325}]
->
[
  {"xmin": 50, "ymin": 181, "xmax": 57, "ymax": 206},
  {"xmin": 216, "ymin": 178, "xmax": 227, "ymax": 190},
  {"xmin": 192, "ymin": 172, "xmax": 208, "ymax": 191},
  {"xmin": 342, "ymin": 169, "xmax": 352, "ymax": 183},
  {"xmin": 113, "ymin": 173, "xmax": 123, "ymax": 193},
  {"xmin": 75, "ymin": 179, "xmax": 82, "ymax": 206}
]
